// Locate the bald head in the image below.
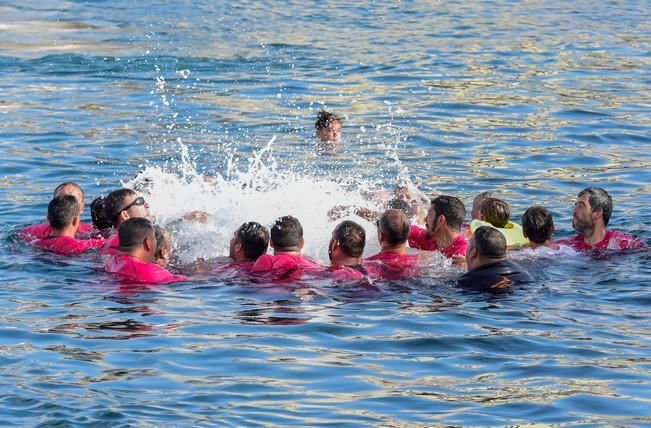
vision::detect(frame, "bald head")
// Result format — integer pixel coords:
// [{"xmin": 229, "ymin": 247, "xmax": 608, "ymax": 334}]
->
[{"xmin": 53, "ymin": 182, "xmax": 85, "ymax": 213}]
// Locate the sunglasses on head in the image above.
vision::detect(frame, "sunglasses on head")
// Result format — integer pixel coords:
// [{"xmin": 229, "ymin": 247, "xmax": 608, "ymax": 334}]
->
[{"xmin": 121, "ymin": 196, "xmax": 146, "ymax": 213}]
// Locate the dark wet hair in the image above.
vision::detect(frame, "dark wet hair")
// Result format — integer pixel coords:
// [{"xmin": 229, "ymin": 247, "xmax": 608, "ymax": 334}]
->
[
  {"xmin": 315, "ymin": 109, "xmax": 341, "ymax": 130},
  {"xmin": 90, "ymin": 196, "xmax": 112, "ymax": 230},
  {"xmin": 431, "ymin": 195, "xmax": 466, "ymax": 231},
  {"xmin": 104, "ymin": 188, "xmax": 137, "ymax": 224},
  {"xmin": 118, "ymin": 217, "xmax": 154, "ymax": 252},
  {"xmin": 333, "ymin": 220, "xmax": 366, "ymax": 258},
  {"xmin": 270, "ymin": 216, "xmax": 303, "ymax": 249},
  {"xmin": 522, "ymin": 206, "xmax": 554, "ymax": 244},
  {"xmin": 378, "ymin": 209, "xmax": 410, "ymax": 246},
  {"xmin": 47, "ymin": 195, "xmax": 79, "ymax": 230},
  {"xmin": 472, "ymin": 226, "xmax": 507, "ymax": 259},
  {"xmin": 237, "ymin": 222, "xmax": 270, "ymax": 261},
  {"xmin": 578, "ymin": 187, "xmax": 612, "ymax": 226},
  {"xmin": 387, "ymin": 198, "xmax": 415, "ymax": 220},
  {"xmin": 480, "ymin": 198, "xmax": 511, "ymax": 228},
  {"xmin": 53, "ymin": 181, "xmax": 84, "ymax": 200}
]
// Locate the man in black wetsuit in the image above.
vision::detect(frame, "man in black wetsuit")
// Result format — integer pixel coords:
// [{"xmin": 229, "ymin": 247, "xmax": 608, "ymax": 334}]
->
[{"xmin": 457, "ymin": 226, "xmax": 533, "ymax": 292}]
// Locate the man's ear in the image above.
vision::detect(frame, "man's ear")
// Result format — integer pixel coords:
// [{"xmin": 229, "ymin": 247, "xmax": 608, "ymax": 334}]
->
[
  {"xmin": 234, "ymin": 241, "xmax": 243, "ymax": 253},
  {"xmin": 144, "ymin": 236, "xmax": 154, "ymax": 252},
  {"xmin": 299, "ymin": 239, "xmax": 305, "ymax": 250},
  {"xmin": 468, "ymin": 247, "xmax": 479, "ymax": 260},
  {"xmin": 72, "ymin": 215, "xmax": 80, "ymax": 227},
  {"xmin": 119, "ymin": 210, "xmax": 129, "ymax": 222},
  {"xmin": 438, "ymin": 214, "xmax": 447, "ymax": 227}
]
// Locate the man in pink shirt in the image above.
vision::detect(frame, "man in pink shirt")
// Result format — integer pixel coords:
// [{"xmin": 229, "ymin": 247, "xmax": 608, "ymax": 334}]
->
[
  {"xmin": 104, "ymin": 217, "xmax": 187, "ymax": 284},
  {"xmin": 31, "ymin": 195, "xmax": 106, "ymax": 256},
  {"xmin": 19, "ymin": 182, "xmax": 95, "ymax": 241},
  {"xmin": 366, "ymin": 209, "xmax": 420, "ymax": 280},
  {"xmin": 557, "ymin": 187, "xmax": 646, "ymax": 251},
  {"xmin": 409, "ymin": 195, "xmax": 469, "ymax": 259},
  {"xmin": 327, "ymin": 220, "xmax": 381, "ymax": 281},
  {"xmin": 102, "ymin": 188, "xmax": 150, "ymax": 255},
  {"xmin": 251, "ymin": 215, "xmax": 324, "ymax": 281},
  {"xmin": 210, "ymin": 222, "xmax": 270, "ymax": 278}
]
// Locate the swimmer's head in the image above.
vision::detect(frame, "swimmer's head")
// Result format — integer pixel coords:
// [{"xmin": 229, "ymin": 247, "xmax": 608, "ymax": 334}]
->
[
  {"xmin": 47, "ymin": 195, "xmax": 80, "ymax": 232},
  {"xmin": 573, "ymin": 187, "xmax": 612, "ymax": 233},
  {"xmin": 426, "ymin": 195, "xmax": 466, "ymax": 235},
  {"xmin": 377, "ymin": 209, "xmax": 410, "ymax": 246},
  {"xmin": 329, "ymin": 220, "xmax": 366, "ymax": 263},
  {"xmin": 117, "ymin": 217, "xmax": 156, "ymax": 261},
  {"xmin": 90, "ymin": 196, "xmax": 112, "ymax": 231},
  {"xmin": 522, "ymin": 206, "xmax": 555, "ymax": 244},
  {"xmin": 467, "ymin": 226, "xmax": 507, "ymax": 269},
  {"xmin": 230, "ymin": 222, "xmax": 270, "ymax": 262},
  {"xmin": 471, "ymin": 191, "xmax": 499, "ymax": 220},
  {"xmin": 270, "ymin": 216, "xmax": 304, "ymax": 252},
  {"xmin": 104, "ymin": 189, "xmax": 150, "ymax": 228},
  {"xmin": 315, "ymin": 109, "xmax": 342, "ymax": 143},
  {"xmin": 154, "ymin": 225, "xmax": 172, "ymax": 267},
  {"xmin": 479, "ymin": 198, "xmax": 510, "ymax": 228},
  {"xmin": 53, "ymin": 182, "xmax": 85, "ymax": 214}
]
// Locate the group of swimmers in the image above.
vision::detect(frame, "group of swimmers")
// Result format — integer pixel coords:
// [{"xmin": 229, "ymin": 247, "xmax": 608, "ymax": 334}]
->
[{"xmin": 17, "ymin": 177, "xmax": 646, "ymax": 292}]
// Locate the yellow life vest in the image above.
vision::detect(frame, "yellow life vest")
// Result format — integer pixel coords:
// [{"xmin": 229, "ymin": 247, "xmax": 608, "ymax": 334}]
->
[{"xmin": 469, "ymin": 219, "xmax": 529, "ymax": 248}]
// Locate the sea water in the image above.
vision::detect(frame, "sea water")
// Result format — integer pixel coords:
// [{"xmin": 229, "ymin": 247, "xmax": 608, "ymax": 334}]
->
[{"xmin": 1, "ymin": 0, "xmax": 651, "ymax": 425}]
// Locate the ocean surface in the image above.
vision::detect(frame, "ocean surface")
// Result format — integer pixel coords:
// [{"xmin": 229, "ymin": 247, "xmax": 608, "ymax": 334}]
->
[{"xmin": 1, "ymin": 0, "xmax": 651, "ymax": 425}]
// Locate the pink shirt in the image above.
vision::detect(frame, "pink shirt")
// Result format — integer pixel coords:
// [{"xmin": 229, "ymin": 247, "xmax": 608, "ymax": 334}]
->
[
  {"xmin": 105, "ymin": 254, "xmax": 188, "ymax": 284},
  {"xmin": 32, "ymin": 236, "xmax": 106, "ymax": 256},
  {"xmin": 101, "ymin": 233, "xmax": 120, "ymax": 255},
  {"xmin": 211, "ymin": 261, "xmax": 255, "ymax": 278},
  {"xmin": 408, "ymin": 225, "xmax": 468, "ymax": 257},
  {"xmin": 365, "ymin": 251, "xmax": 420, "ymax": 280},
  {"xmin": 329, "ymin": 263, "xmax": 384, "ymax": 282},
  {"xmin": 557, "ymin": 230, "xmax": 647, "ymax": 252},
  {"xmin": 19, "ymin": 221, "xmax": 95, "ymax": 241},
  {"xmin": 251, "ymin": 253, "xmax": 325, "ymax": 281}
]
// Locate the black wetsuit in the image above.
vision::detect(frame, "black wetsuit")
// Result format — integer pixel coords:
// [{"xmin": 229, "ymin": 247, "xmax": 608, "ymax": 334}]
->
[{"xmin": 457, "ymin": 260, "xmax": 533, "ymax": 292}]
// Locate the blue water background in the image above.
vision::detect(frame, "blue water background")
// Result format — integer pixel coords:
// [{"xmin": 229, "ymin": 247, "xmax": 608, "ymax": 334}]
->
[{"xmin": 1, "ymin": 1, "xmax": 651, "ymax": 425}]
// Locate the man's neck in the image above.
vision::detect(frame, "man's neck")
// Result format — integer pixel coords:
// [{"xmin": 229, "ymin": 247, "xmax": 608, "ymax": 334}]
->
[
  {"xmin": 332, "ymin": 255, "xmax": 362, "ymax": 268},
  {"xmin": 120, "ymin": 250, "xmax": 153, "ymax": 263},
  {"xmin": 433, "ymin": 227, "xmax": 458, "ymax": 249},
  {"xmin": 581, "ymin": 224, "xmax": 607, "ymax": 245},
  {"xmin": 380, "ymin": 243, "xmax": 407, "ymax": 255},
  {"xmin": 49, "ymin": 225, "xmax": 77, "ymax": 238},
  {"xmin": 472, "ymin": 256, "xmax": 506, "ymax": 271},
  {"xmin": 529, "ymin": 239, "xmax": 559, "ymax": 250},
  {"xmin": 274, "ymin": 247, "xmax": 301, "ymax": 256}
]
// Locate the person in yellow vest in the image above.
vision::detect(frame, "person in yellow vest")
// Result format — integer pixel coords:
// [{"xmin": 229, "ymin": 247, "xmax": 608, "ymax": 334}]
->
[{"xmin": 469, "ymin": 198, "xmax": 529, "ymax": 248}]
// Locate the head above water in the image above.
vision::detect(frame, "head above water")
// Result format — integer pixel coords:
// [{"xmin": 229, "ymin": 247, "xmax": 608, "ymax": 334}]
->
[
  {"xmin": 117, "ymin": 217, "xmax": 156, "ymax": 261},
  {"xmin": 53, "ymin": 182, "xmax": 85, "ymax": 214},
  {"xmin": 575, "ymin": 187, "xmax": 612, "ymax": 228},
  {"xmin": 230, "ymin": 222, "xmax": 270, "ymax": 262},
  {"xmin": 315, "ymin": 109, "xmax": 342, "ymax": 143},
  {"xmin": 479, "ymin": 198, "xmax": 511, "ymax": 228},
  {"xmin": 377, "ymin": 209, "xmax": 410, "ymax": 246},
  {"xmin": 471, "ymin": 190, "xmax": 499, "ymax": 220},
  {"xmin": 47, "ymin": 195, "xmax": 80, "ymax": 232},
  {"xmin": 104, "ymin": 188, "xmax": 149, "ymax": 228},
  {"xmin": 270, "ymin": 216, "xmax": 304, "ymax": 251},
  {"xmin": 427, "ymin": 195, "xmax": 466, "ymax": 233},
  {"xmin": 331, "ymin": 220, "xmax": 366, "ymax": 258},
  {"xmin": 467, "ymin": 226, "xmax": 507, "ymax": 268},
  {"xmin": 387, "ymin": 197, "xmax": 415, "ymax": 221},
  {"xmin": 90, "ymin": 196, "xmax": 112, "ymax": 230},
  {"xmin": 522, "ymin": 206, "xmax": 555, "ymax": 244}
]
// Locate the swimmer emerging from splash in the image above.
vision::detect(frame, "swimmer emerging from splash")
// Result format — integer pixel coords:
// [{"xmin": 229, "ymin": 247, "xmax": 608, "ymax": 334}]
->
[
  {"xmin": 31, "ymin": 195, "xmax": 106, "ymax": 256},
  {"xmin": 557, "ymin": 187, "xmax": 646, "ymax": 251},
  {"xmin": 457, "ymin": 226, "xmax": 533, "ymax": 292},
  {"xmin": 19, "ymin": 181, "xmax": 95, "ymax": 241},
  {"xmin": 315, "ymin": 109, "xmax": 342, "ymax": 153},
  {"xmin": 104, "ymin": 218, "xmax": 188, "ymax": 284},
  {"xmin": 251, "ymin": 216, "xmax": 324, "ymax": 281}
]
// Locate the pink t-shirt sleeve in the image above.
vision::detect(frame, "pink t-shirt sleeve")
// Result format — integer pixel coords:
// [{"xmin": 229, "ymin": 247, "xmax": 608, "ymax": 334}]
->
[
  {"xmin": 409, "ymin": 225, "xmax": 438, "ymax": 251},
  {"xmin": 18, "ymin": 223, "xmax": 51, "ymax": 241}
]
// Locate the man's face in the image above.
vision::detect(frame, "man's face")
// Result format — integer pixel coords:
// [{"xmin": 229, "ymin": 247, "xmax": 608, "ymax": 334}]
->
[
  {"xmin": 122, "ymin": 194, "xmax": 150, "ymax": 220},
  {"xmin": 55, "ymin": 185, "xmax": 84, "ymax": 214},
  {"xmin": 471, "ymin": 197, "xmax": 482, "ymax": 220},
  {"xmin": 317, "ymin": 120, "xmax": 342, "ymax": 143},
  {"xmin": 572, "ymin": 194, "xmax": 596, "ymax": 233},
  {"xmin": 425, "ymin": 205, "xmax": 437, "ymax": 234},
  {"xmin": 229, "ymin": 229, "xmax": 241, "ymax": 260}
]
